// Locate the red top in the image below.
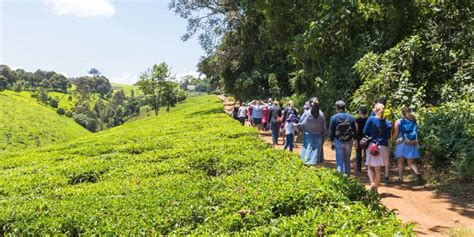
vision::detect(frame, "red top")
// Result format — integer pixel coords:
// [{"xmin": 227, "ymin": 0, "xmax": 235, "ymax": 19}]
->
[{"xmin": 262, "ymin": 107, "xmax": 270, "ymax": 123}]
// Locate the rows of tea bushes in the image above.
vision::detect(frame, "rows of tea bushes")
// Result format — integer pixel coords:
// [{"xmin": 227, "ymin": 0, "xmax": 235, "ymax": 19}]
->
[
  {"xmin": 0, "ymin": 91, "xmax": 90, "ymax": 153},
  {"xmin": 0, "ymin": 96, "xmax": 412, "ymax": 235}
]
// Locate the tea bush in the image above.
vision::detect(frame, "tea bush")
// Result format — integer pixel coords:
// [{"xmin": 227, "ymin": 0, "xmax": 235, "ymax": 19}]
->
[
  {"xmin": 0, "ymin": 91, "xmax": 90, "ymax": 153},
  {"xmin": 419, "ymin": 100, "xmax": 474, "ymax": 179},
  {"xmin": 0, "ymin": 96, "xmax": 412, "ymax": 235}
]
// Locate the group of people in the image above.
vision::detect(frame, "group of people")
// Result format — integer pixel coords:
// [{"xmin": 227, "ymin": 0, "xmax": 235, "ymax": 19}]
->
[{"xmin": 231, "ymin": 96, "xmax": 423, "ymax": 192}]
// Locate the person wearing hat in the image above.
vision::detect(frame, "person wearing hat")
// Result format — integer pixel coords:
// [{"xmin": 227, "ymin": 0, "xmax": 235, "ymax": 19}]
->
[
  {"xmin": 283, "ymin": 114, "xmax": 298, "ymax": 152},
  {"xmin": 297, "ymin": 97, "xmax": 326, "ymax": 165},
  {"xmin": 329, "ymin": 100, "xmax": 356, "ymax": 176}
]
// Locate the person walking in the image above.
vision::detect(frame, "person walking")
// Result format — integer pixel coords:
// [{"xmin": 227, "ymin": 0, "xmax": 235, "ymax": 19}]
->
[
  {"xmin": 370, "ymin": 95, "xmax": 395, "ymax": 183},
  {"xmin": 394, "ymin": 107, "xmax": 424, "ymax": 184},
  {"xmin": 237, "ymin": 104, "xmax": 248, "ymax": 126},
  {"xmin": 329, "ymin": 101, "xmax": 356, "ymax": 176},
  {"xmin": 284, "ymin": 114, "xmax": 297, "ymax": 152},
  {"xmin": 248, "ymin": 100, "xmax": 267, "ymax": 130},
  {"xmin": 232, "ymin": 102, "xmax": 240, "ymax": 120},
  {"xmin": 281, "ymin": 101, "xmax": 298, "ymax": 146},
  {"xmin": 262, "ymin": 104, "xmax": 270, "ymax": 131},
  {"xmin": 269, "ymin": 101, "xmax": 282, "ymax": 146},
  {"xmin": 363, "ymin": 103, "xmax": 392, "ymax": 192},
  {"xmin": 297, "ymin": 98, "xmax": 326, "ymax": 165},
  {"xmin": 354, "ymin": 105, "xmax": 369, "ymax": 174}
]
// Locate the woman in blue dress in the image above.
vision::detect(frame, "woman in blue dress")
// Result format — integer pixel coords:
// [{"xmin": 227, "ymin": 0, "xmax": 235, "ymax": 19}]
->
[
  {"xmin": 297, "ymin": 98, "xmax": 326, "ymax": 165},
  {"xmin": 393, "ymin": 107, "xmax": 424, "ymax": 184}
]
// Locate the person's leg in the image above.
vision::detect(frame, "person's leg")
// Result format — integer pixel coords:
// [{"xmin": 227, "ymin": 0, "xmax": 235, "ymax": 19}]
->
[
  {"xmin": 355, "ymin": 144, "xmax": 362, "ymax": 173},
  {"xmin": 374, "ymin": 166, "xmax": 381, "ymax": 191},
  {"xmin": 272, "ymin": 122, "xmax": 279, "ymax": 145},
  {"xmin": 407, "ymin": 159, "xmax": 419, "ymax": 174},
  {"xmin": 288, "ymin": 133, "xmax": 294, "ymax": 152},
  {"xmin": 335, "ymin": 140, "xmax": 343, "ymax": 174},
  {"xmin": 383, "ymin": 148, "xmax": 390, "ymax": 183},
  {"xmin": 284, "ymin": 134, "xmax": 289, "ymax": 149},
  {"xmin": 367, "ymin": 166, "xmax": 375, "ymax": 187},
  {"xmin": 343, "ymin": 141, "xmax": 352, "ymax": 176},
  {"xmin": 397, "ymin": 157, "xmax": 405, "ymax": 182},
  {"xmin": 320, "ymin": 143, "xmax": 325, "ymax": 163}
]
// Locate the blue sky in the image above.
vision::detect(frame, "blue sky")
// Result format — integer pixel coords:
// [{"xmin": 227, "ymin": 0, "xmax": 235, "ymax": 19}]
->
[{"xmin": 0, "ymin": 0, "xmax": 204, "ymax": 84}]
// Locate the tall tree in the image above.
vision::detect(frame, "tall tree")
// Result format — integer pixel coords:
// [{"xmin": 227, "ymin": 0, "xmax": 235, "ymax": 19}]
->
[{"xmin": 137, "ymin": 62, "xmax": 171, "ymax": 115}]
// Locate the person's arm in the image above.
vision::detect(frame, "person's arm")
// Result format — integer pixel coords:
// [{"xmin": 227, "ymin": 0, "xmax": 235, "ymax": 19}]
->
[
  {"xmin": 363, "ymin": 118, "xmax": 371, "ymax": 136},
  {"xmin": 387, "ymin": 120, "xmax": 393, "ymax": 140},
  {"xmin": 392, "ymin": 120, "xmax": 399, "ymax": 142},
  {"xmin": 351, "ymin": 119, "xmax": 357, "ymax": 140},
  {"xmin": 329, "ymin": 116, "xmax": 336, "ymax": 142}
]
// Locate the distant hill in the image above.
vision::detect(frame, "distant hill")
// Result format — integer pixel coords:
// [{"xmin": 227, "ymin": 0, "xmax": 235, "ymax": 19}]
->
[
  {"xmin": 111, "ymin": 83, "xmax": 142, "ymax": 96},
  {"xmin": 0, "ymin": 91, "xmax": 90, "ymax": 153}
]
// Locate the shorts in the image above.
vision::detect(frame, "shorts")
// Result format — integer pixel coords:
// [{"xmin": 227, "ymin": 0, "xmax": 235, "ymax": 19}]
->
[{"xmin": 253, "ymin": 118, "xmax": 262, "ymax": 125}]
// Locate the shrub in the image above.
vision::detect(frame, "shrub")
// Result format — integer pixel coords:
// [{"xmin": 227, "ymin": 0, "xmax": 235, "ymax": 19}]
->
[
  {"xmin": 418, "ymin": 100, "xmax": 474, "ymax": 179},
  {"xmin": 56, "ymin": 108, "xmax": 66, "ymax": 116}
]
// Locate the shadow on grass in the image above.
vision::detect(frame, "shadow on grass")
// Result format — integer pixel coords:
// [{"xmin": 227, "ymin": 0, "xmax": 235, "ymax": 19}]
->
[{"xmin": 185, "ymin": 107, "xmax": 224, "ymax": 118}]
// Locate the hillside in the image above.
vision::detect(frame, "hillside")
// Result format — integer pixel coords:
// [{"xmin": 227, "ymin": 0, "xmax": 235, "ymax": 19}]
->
[
  {"xmin": 111, "ymin": 83, "xmax": 142, "ymax": 96},
  {"xmin": 0, "ymin": 91, "xmax": 90, "ymax": 152},
  {"xmin": 0, "ymin": 95, "xmax": 411, "ymax": 235}
]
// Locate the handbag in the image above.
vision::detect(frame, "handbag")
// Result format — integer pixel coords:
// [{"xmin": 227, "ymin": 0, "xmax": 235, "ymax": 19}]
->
[{"xmin": 369, "ymin": 143, "xmax": 380, "ymax": 156}]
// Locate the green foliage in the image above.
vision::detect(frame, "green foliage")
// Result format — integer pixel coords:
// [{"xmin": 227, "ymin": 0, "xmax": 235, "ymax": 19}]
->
[
  {"xmin": 0, "ymin": 91, "xmax": 90, "ymax": 152},
  {"xmin": 0, "ymin": 96, "xmax": 411, "ymax": 235},
  {"xmin": 138, "ymin": 63, "xmax": 186, "ymax": 115},
  {"xmin": 418, "ymin": 100, "xmax": 474, "ymax": 179}
]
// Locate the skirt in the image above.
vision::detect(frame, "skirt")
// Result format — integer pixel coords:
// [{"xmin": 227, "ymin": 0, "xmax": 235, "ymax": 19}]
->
[
  {"xmin": 366, "ymin": 145, "xmax": 389, "ymax": 167},
  {"xmin": 394, "ymin": 143, "xmax": 420, "ymax": 159},
  {"xmin": 300, "ymin": 132, "xmax": 323, "ymax": 165}
]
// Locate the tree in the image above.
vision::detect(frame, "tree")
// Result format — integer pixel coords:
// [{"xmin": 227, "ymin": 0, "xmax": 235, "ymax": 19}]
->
[
  {"xmin": 137, "ymin": 62, "xmax": 171, "ymax": 115},
  {"xmin": 0, "ymin": 75, "xmax": 7, "ymax": 91},
  {"xmin": 88, "ymin": 68, "xmax": 101, "ymax": 77},
  {"xmin": 0, "ymin": 65, "xmax": 18, "ymax": 85},
  {"xmin": 49, "ymin": 73, "xmax": 69, "ymax": 92},
  {"xmin": 113, "ymin": 90, "xmax": 126, "ymax": 105},
  {"xmin": 161, "ymin": 81, "xmax": 179, "ymax": 112}
]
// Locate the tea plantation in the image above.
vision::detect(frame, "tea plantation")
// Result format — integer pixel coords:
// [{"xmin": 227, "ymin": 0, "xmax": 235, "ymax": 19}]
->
[
  {"xmin": 0, "ymin": 91, "xmax": 90, "ymax": 153},
  {"xmin": 0, "ymin": 95, "xmax": 412, "ymax": 235}
]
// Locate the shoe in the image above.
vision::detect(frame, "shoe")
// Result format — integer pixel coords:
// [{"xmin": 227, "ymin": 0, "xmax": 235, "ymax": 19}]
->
[
  {"xmin": 383, "ymin": 176, "xmax": 390, "ymax": 184},
  {"xmin": 416, "ymin": 174, "xmax": 425, "ymax": 185},
  {"xmin": 395, "ymin": 178, "xmax": 403, "ymax": 184}
]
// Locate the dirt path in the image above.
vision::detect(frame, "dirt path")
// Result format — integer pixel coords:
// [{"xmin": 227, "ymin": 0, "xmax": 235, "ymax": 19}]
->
[{"xmin": 221, "ymin": 96, "xmax": 473, "ymax": 236}]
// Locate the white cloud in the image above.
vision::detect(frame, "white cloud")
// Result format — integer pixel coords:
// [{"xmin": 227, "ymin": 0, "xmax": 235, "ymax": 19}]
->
[
  {"xmin": 110, "ymin": 72, "xmax": 136, "ymax": 85},
  {"xmin": 43, "ymin": 0, "xmax": 116, "ymax": 18},
  {"xmin": 174, "ymin": 71, "xmax": 202, "ymax": 81}
]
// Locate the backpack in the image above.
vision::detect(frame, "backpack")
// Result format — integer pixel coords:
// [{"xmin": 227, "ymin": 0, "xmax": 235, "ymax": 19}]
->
[
  {"xmin": 399, "ymin": 119, "xmax": 418, "ymax": 145},
  {"xmin": 335, "ymin": 118, "xmax": 354, "ymax": 142}
]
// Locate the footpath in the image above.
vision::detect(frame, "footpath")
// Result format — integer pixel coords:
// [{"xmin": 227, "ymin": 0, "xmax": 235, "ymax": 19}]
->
[{"xmin": 220, "ymin": 96, "xmax": 473, "ymax": 236}]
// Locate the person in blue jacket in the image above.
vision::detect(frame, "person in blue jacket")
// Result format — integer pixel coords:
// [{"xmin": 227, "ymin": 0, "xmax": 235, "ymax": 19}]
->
[
  {"xmin": 329, "ymin": 100, "xmax": 356, "ymax": 176},
  {"xmin": 363, "ymin": 103, "xmax": 392, "ymax": 192}
]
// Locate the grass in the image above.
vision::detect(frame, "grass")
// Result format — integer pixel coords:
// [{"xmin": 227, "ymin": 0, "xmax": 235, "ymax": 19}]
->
[
  {"xmin": 0, "ymin": 95, "xmax": 412, "ymax": 235},
  {"xmin": 111, "ymin": 83, "xmax": 142, "ymax": 96},
  {"xmin": 0, "ymin": 91, "xmax": 90, "ymax": 153}
]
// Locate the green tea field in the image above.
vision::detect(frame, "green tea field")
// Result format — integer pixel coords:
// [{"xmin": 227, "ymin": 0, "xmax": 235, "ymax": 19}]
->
[
  {"xmin": 111, "ymin": 83, "xmax": 142, "ymax": 96},
  {"xmin": 0, "ymin": 95, "xmax": 411, "ymax": 235},
  {"xmin": 0, "ymin": 91, "xmax": 90, "ymax": 153}
]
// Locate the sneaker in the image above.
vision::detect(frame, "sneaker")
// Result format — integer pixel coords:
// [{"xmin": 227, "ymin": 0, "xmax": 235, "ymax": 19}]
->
[
  {"xmin": 383, "ymin": 176, "xmax": 390, "ymax": 184},
  {"xmin": 416, "ymin": 174, "xmax": 425, "ymax": 185}
]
